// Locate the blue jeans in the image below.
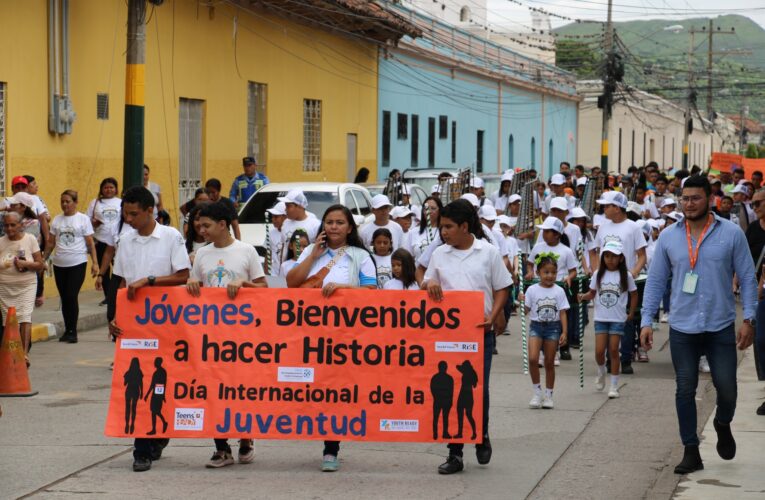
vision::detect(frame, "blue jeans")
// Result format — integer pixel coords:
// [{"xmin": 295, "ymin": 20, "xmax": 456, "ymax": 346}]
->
[
  {"xmin": 669, "ymin": 324, "xmax": 738, "ymax": 446},
  {"xmin": 529, "ymin": 321, "xmax": 562, "ymax": 342},
  {"xmin": 448, "ymin": 331, "xmax": 495, "ymax": 457},
  {"xmin": 755, "ymin": 299, "xmax": 765, "ymax": 381},
  {"xmin": 594, "ymin": 321, "xmax": 625, "ymax": 335}
]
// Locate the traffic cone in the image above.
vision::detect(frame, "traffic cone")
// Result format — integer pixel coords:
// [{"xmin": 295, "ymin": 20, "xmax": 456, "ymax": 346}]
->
[{"xmin": 0, "ymin": 307, "xmax": 38, "ymax": 397}]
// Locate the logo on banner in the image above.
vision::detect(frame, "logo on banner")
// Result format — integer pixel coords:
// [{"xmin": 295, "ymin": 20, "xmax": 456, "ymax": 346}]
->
[
  {"xmin": 278, "ymin": 367, "xmax": 315, "ymax": 382},
  {"xmin": 380, "ymin": 419, "xmax": 419, "ymax": 432},
  {"xmin": 174, "ymin": 408, "xmax": 204, "ymax": 431},
  {"xmin": 120, "ymin": 339, "xmax": 159, "ymax": 350},
  {"xmin": 434, "ymin": 342, "xmax": 479, "ymax": 353}
]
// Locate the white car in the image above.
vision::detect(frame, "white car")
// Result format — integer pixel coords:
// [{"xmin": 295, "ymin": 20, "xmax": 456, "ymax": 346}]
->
[{"xmin": 237, "ymin": 182, "xmax": 375, "ymax": 257}]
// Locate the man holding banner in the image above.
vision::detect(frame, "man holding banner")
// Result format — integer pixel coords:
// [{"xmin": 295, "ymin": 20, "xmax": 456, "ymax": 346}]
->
[
  {"xmin": 186, "ymin": 201, "xmax": 268, "ymax": 468},
  {"xmin": 423, "ymin": 200, "xmax": 512, "ymax": 475},
  {"xmin": 111, "ymin": 186, "xmax": 191, "ymax": 473}
]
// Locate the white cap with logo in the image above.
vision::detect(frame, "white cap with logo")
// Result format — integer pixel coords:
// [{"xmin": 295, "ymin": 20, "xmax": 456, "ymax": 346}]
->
[
  {"xmin": 371, "ymin": 194, "xmax": 393, "ymax": 209},
  {"xmin": 277, "ymin": 189, "xmax": 308, "ymax": 208},
  {"xmin": 536, "ymin": 216, "xmax": 564, "ymax": 234}
]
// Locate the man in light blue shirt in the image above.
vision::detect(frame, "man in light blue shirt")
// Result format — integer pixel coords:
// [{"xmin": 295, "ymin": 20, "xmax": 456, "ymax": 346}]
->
[{"xmin": 640, "ymin": 175, "xmax": 756, "ymax": 475}]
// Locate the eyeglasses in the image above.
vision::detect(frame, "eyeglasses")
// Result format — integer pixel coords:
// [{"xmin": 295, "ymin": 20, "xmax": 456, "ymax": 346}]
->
[{"xmin": 680, "ymin": 195, "xmax": 705, "ymax": 204}]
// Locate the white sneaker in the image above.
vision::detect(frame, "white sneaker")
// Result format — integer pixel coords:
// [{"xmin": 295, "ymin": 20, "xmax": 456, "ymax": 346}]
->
[
  {"xmin": 595, "ymin": 373, "xmax": 605, "ymax": 391},
  {"xmin": 542, "ymin": 395, "xmax": 554, "ymax": 409},
  {"xmin": 529, "ymin": 393, "xmax": 542, "ymax": 409},
  {"xmin": 554, "ymin": 353, "xmax": 560, "ymax": 366},
  {"xmin": 699, "ymin": 356, "xmax": 710, "ymax": 373},
  {"xmin": 660, "ymin": 312, "xmax": 668, "ymax": 323},
  {"xmin": 608, "ymin": 386, "xmax": 620, "ymax": 399}
]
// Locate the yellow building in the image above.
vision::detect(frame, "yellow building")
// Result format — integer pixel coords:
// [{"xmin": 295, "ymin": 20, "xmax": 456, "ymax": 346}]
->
[{"xmin": 0, "ymin": 0, "xmax": 416, "ymax": 294}]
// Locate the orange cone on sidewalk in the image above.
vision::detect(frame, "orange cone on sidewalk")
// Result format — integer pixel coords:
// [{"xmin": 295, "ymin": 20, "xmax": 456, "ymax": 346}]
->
[{"xmin": 0, "ymin": 307, "xmax": 37, "ymax": 397}]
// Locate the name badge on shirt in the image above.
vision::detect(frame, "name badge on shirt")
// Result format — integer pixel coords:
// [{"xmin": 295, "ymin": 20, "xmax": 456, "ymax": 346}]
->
[
  {"xmin": 155, "ymin": 384, "xmax": 165, "ymax": 395},
  {"xmin": 682, "ymin": 272, "xmax": 698, "ymax": 294}
]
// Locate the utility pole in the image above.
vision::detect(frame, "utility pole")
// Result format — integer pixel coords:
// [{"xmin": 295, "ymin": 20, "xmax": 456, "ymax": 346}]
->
[
  {"xmin": 123, "ymin": 0, "xmax": 147, "ymax": 190},
  {"xmin": 704, "ymin": 21, "xmax": 735, "ymax": 118},
  {"xmin": 682, "ymin": 29, "xmax": 695, "ymax": 170},
  {"xmin": 600, "ymin": 0, "xmax": 614, "ymax": 172}
]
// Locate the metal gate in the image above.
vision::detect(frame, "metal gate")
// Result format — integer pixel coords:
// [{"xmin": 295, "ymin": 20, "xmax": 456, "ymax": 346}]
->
[{"xmin": 179, "ymin": 98, "xmax": 204, "ymax": 205}]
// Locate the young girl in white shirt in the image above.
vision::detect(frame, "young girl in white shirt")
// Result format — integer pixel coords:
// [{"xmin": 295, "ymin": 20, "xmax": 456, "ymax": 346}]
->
[
  {"xmin": 578, "ymin": 240, "xmax": 637, "ymax": 399},
  {"xmin": 371, "ymin": 228, "xmax": 393, "ymax": 288},
  {"xmin": 522, "ymin": 253, "xmax": 569, "ymax": 409},
  {"xmin": 383, "ymin": 248, "xmax": 419, "ymax": 290},
  {"xmin": 280, "ymin": 229, "xmax": 309, "ymax": 278}
]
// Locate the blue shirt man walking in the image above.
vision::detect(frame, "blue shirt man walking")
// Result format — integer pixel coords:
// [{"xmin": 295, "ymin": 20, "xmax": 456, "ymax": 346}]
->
[
  {"xmin": 230, "ymin": 157, "xmax": 269, "ymax": 208},
  {"xmin": 640, "ymin": 174, "xmax": 756, "ymax": 475}
]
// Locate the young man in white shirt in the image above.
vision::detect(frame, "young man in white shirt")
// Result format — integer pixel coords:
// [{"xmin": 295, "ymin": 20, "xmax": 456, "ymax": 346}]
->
[
  {"xmin": 186, "ymin": 201, "xmax": 267, "ymax": 469},
  {"xmin": 279, "ymin": 189, "xmax": 321, "ymax": 262},
  {"xmin": 543, "ymin": 174, "xmax": 575, "ymax": 214},
  {"xmin": 359, "ymin": 194, "xmax": 404, "ymax": 250},
  {"xmin": 591, "ymin": 191, "xmax": 647, "ymax": 374},
  {"xmin": 489, "ymin": 171, "xmax": 514, "ymax": 214},
  {"xmin": 110, "ymin": 186, "xmax": 191, "ymax": 473},
  {"xmin": 265, "ymin": 201, "xmax": 286, "ymax": 276},
  {"xmin": 422, "ymin": 199, "xmax": 512, "ymax": 475}
]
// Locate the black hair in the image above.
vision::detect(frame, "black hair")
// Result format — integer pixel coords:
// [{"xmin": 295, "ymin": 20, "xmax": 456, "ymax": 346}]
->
[
  {"xmin": 143, "ymin": 164, "xmax": 150, "ymax": 172},
  {"xmin": 198, "ymin": 200, "xmax": 233, "ymax": 227},
  {"xmin": 575, "ymin": 164, "xmax": 584, "ymax": 172},
  {"xmin": 391, "ymin": 248, "xmax": 417, "ymax": 288},
  {"xmin": 440, "ymin": 199, "xmax": 486, "ymax": 240},
  {"xmin": 372, "ymin": 228, "xmax": 393, "ymax": 247},
  {"xmin": 317, "ymin": 204, "xmax": 367, "ymax": 250},
  {"xmin": 23, "ymin": 175, "xmax": 35, "ymax": 184},
  {"xmin": 627, "ymin": 166, "xmax": 638, "ymax": 174},
  {"xmin": 646, "ymin": 161, "xmax": 659, "ymax": 171},
  {"xmin": 285, "ymin": 229, "xmax": 309, "ymax": 261},
  {"xmin": 690, "ymin": 165, "xmax": 702, "ymax": 176},
  {"xmin": 560, "ymin": 161, "xmax": 571, "ymax": 169},
  {"xmin": 596, "ymin": 250, "xmax": 629, "ymax": 292},
  {"xmin": 388, "ymin": 169, "xmax": 400, "ymax": 179},
  {"xmin": 753, "ymin": 170, "xmax": 763, "ymax": 178},
  {"xmin": 656, "ymin": 175, "xmax": 668, "ymax": 184},
  {"xmin": 122, "ymin": 186, "xmax": 155, "ymax": 210},
  {"xmin": 675, "ymin": 169, "xmax": 690, "ymax": 181},
  {"xmin": 194, "ymin": 187, "xmax": 207, "ymax": 199},
  {"xmin": 157, "ymin": 210, "xmax": 171, "ymax": 226},
  {"xmin": 185, "ymin": 205, "xmax": 205, "ymax": 253},
  {"xmin": 721, "ymin": 195, "xmax": 733, "ymax": 203},
  {"xmin": 682, "ymin": 174, "xmax": 711, "ymax": 196},
  {"xmin": 535, "ymin": 255, "xmax": 558, "ymax": 271},
  {"xmin": 98, "ymin": 177, "xmax": 119, "ymax": 201},
  {"xmin": 354, "ymin": 167, "xmax": 370, "ymax": 184},
  {"xmin": 205, "ymin": 178, "xmax": 222, "ymax": 191},
  {"xmin": 419, "ymin": 196, "xmax": 444, "ymax": 234}
]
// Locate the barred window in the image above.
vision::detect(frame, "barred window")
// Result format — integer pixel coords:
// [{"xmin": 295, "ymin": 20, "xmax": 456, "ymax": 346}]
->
[
  {"xmin": 248, "ymin": 82, "xmax": 268, "ymax": 166},
  {"xmin": 303, "ymin": 99, "xmax": 322, "ymax": 172}
]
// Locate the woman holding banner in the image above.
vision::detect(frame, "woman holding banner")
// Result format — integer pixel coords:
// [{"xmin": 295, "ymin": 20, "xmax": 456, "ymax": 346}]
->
[{"xmin": 286, "ymin": 204, "xmax": 376, "ymax": 472}]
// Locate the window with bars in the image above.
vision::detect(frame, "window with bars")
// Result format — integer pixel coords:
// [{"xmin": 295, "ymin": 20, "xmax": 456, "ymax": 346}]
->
[
  {"xmin": 397, "ymin": 113, "xmax": 408, "ymax": 140},
  {"xmin": 0, "ymin": 83, "xmax": 6, "ymax": 197},
  {"xmin": 382, "ymin": 111, "xmax": 391, "ymax": 167},
  {"xmin": 248, "ymin": 82, "xmax": 268, "ymax": 166},
  {"xmin": 97, "ymin": 93, "xmax": 109, "ymax": 120},
  {"xmin": 303, "ymin": 99, "xmax": 322, "ymax": 172}
]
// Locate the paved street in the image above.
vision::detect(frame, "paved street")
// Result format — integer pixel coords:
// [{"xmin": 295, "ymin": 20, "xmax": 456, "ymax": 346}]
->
[{"xmin": 2, "ymin": 312, "xmax": 763, "ymax": 499}]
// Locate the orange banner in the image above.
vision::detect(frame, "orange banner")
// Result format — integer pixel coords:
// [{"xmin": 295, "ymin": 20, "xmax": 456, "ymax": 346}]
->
[
  {"xmin": 710, "ymin": 152, "xmax": 765, "ymax": 178},
  {"xmin": 105, "ymin": 288, "xmax": 485, "ymax": 443}
]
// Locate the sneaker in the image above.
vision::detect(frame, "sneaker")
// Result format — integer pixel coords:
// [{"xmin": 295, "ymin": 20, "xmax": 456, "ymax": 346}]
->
[
  {"xmin": 608, "ymin": 386, "xmax": 620, "ymax": 399},
  {"xmin": 595, "ymin": 373, "xmax": 605, "ymax": 391},
  {"xmin": 132, "ymin": 457, "xmax": 152, "ymax": 472},
  {"xmin": 757, "ymin": 402, "xmax": 765, "ymax": 416},
  {"xmin": 238, "ymin": 439, "xmax": 254, "ymax": 464},
  {"xmin": 529, "ymin": 393, "xmax": 543, "ymax": 409},
  {"xmin": 621, "ymin": 361, "xmax": 634, "ymax": 375},
  {"xmin": 554, "ymin": 353, "xmax": 560, "ymax": 366},
  {"xmin": 560, "ymin": 349, "xmax": 572, "ymax": 361},
  {"xmin": 699, "ymin": 356, "xmax": 710, "ymax": 373},
  {"xmin": 321, "ymin": 454, "xmax": 339, "ymax": 472},
  {"xmin": 437, "ymin": 455, "xmax": 464, "ymax": 475},
  {"xmin": 637, "ymin": 348, "xmax": 649, "ymax": 362},
  {"xmin": 660, "ymin": 312, "xmax": 669, "ymax": 323},
  {"xmin": 206, "ymin": 450, "xmax": 234, "ymax": 468},
  {"xmin": 492, "ymin": 347, "xmax": 498, "ymax": 355},
  {"xmin": 542, "ymin": 395, "xmax": 554, "ymax": 409}
]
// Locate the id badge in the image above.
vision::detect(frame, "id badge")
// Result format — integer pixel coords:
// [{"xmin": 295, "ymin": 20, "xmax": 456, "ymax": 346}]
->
[
  {"xmin": 682, "ymin": 272, "xmax": 698, "ymax": 294},
  {"xmin": 155, "ymin": 384, "xmax": 165, "ymax": 395}
]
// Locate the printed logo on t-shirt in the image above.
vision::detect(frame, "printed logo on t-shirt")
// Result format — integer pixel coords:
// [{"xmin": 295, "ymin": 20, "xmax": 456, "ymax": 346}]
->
[
  {"xmin": 59, "ymin": 226, "xmax": 76, "ymax": 246},
  {"xmin": 535, "ymin": 297, "xmax": 559, "ymax": 321},
  {"xmin": 599, "ymin": 282, "xmax": 621, "ymax": 308},
  {"xmin": 603, "ymin": 234, "xmax": 623, "ymax": 247},
  {"xmin": 377, "ymin": 265, "xmax": 392, "ymax": 288},
  {"xmin": 101, "ymin": 206, "xmax": 119, "ymax": 223},
  {"xmin": 205, "ymin": 259, "xmax": 236, "ymax": 287}
]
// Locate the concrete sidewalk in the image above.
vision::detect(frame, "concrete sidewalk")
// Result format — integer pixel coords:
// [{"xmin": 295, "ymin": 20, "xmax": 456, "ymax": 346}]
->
[
  {"xmin": 30, "ymin": 289, "xmax": 108, "ymax": 342},
  {"xmin": 675, "ymin": 350, "xmax": 765, "ymax": 499}
]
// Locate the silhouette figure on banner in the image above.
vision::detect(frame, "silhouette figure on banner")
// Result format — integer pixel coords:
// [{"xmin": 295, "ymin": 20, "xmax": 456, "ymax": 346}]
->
[
  {"xmin": 123, "ymin": 357, "xmax": 144, "ymax": 434},
  {"xmin": 430, "ymin": 360, "xmax": 454, "ymax": 440},
  {"xmin": 144, "ymin": 357, "xmax": 168, "ymax": 435},
  {"xmin": 455, "ymin": 360, "xmax": 478, "ymax": 440}
]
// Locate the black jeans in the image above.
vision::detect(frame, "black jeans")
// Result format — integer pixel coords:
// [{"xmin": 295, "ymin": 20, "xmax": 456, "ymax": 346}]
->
[
  {"xmin": 53, "ymin": 263, "xmax": 87, "ymax": 337},
  {"xmin": 95, "ymin": 240, "xmax": 112, "ymax": 300},
  {"xmin": 448, "ymin": 331, "xmax": 495, "ymax": 457},
  {"xmin": 133, "ymin": 438, "xmax": 170, "ymax": 461}
]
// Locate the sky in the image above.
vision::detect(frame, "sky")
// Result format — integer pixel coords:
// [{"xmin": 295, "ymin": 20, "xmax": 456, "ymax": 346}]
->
[{"xmin": 486, "ymin": 0, "xmax": 765, "ymax": 30}]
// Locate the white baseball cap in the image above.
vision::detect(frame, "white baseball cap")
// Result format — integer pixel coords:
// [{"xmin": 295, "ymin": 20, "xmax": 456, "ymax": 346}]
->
[
  {"xmin": 478, "ymin": 205, "xmax": 497, "ymax": 221},
  {"xmin": 266, "ymin": 201, "xmax": 287, "ymax": 216},
  {"xmin": 596, "ymin": 191, "xmax": 628, "ymax": 209},
  {"xmin": 390, "ymin": 206, "xmax": 413, "ymax": 219},
  {"xmin": 732, "ymin": 184, "xmax": 750, "ymax": 195},
  {"xmin": 537, "ymin": 216, "xmax": 564, "ymax": 234},
  {"xmin": 660, "ymin": 198, "xmax": 677, "ymax": 208},
  {"xmin": 550, "ymin": 173, "xmax": 566, "ymax": 185},
  {"xmin": 626, "ymin": 201, "xmax": 642, "ymax": 216},
  {"xmin": 508, "ymin": 194, "xmax": 522, "ymax": 204},
  {"xmin": 371, "ymin": 194, "xmax": 393, "ymax": 209},
  {"xmin": 602, "ymin": 240, "xmax": 624, "ymax": 255},
  {"xmin": 666, "ymin": 211, "xmax": 682, "ymax": 221},
  {"xmin": 501, "ymin": 171, "xmax": 514, "ymax": 183},
  {"xmin": 469, "ymin": 177, "xmax": 485, "ymax": 189},
  {"xmin": 460, "ymin": 193, "xmax": 480, "ymax": 208},
  {"xmin": 566, "ymin": 207, "xmax": 589, "ymax": 221},
  {"xmin": 277, "ymin": 189, "xmax": 308, "ymax": 208},
  {"xmin": 550, "ymin": 197, "xmax": 569, "ymax": 212},
  {"xmin": 497, "ymin": 215, "xmax": 513, "ymax": 227},
  {"xmin": 576, "ymin": 177, "xmax": 588, "ymax": 187}
]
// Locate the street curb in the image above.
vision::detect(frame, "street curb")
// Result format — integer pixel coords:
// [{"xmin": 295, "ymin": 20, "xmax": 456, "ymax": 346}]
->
[
  {"xmin": 31, "ymin": 323, "xmax": 56, "ymax": 343},
  {"xmin": 31, "ymin": 311, "xmax": 108, "ymax": 342}
]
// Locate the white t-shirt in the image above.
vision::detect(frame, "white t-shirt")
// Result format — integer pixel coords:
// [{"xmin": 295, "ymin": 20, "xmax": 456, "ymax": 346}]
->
[
  {"xmin": 408, "ymin": 227, "xmax": 439, "ymax": 262},
  {"xmin": 589, "ymin": 270, "xmax": 637, "ymax": 323},
  {"xmin": 280, "ymin": 259, "xmax": 298, "ymax": 278},
  {"xmin": 383, "ymin": 278, "xmax": 420, "ymax": 291},
  {"xmin": 543, "ymin": 194, "xmax": 575, "ymax": 214},
  {"xmin": 267, "ymin": 227, "xmax": 284, "ymax": 276},
  {"xmin": 113, "ymin": 223, "xmax": 190, "ymax": 286},
  {"xmin": 280, "ymin": 216, "xmax": 321, "ymax": 262},
  {"xmin": 528, "ymin": 241, "xmax": 577, "ymax": 282},
  {"xmin": 416, "ymin": 234, "xmax": 443, "ymax": 269},
  {"xmin": 641, "ymin": 201, "xmax": 659, "ymax": 219},
  {"xmin": 534, "ymin": 221, "xmax": 580, "ymax": 253},
  {"xmin": 524, "ymin": 283, "xmax": 570, "ymax": 322},
  {"xmin": 594, "ymin": 219, "xmax": 647, "ymax": 272},
  {"xmin": 373, "ymin": 253, "xmax": 393, "ymax": 289},
  {"xmin": 295, "ymin": 245, "xmax": 377, "ymax": 287},
  {"xmin": 87, "ymin": 197, "xmax": 122, "ymax": 244},
  {"xmin": 50, "ymin": 213, "xmax": 94, "ymax": 267},
  {"xmin": 360, "ymin": 220, "xmax": 404, "ymax": 251},
  {"xmin": 486, "ymin": 225, "xmax": 509, "ymax": 257},
  {"xmin": 31, "ymin": 194, "xmax": 48, "ymax": 217},
  {"xmin": 490, "ymin": 191, "xmax": 510, "ymax": 213},
  {"xmin": 191, "ymin": 239, "xmax": 264, "ymax": 288},
  {"xmin": 423, "ymin": 237, "xmax": 513, "ymax": 318},
  {"xmin": 503, "ymin": 235, "xmax": 519, "ymax": 259}
]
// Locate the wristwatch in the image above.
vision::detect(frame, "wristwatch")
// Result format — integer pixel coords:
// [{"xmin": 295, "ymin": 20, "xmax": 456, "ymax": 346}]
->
[
  {"xmin": 744, "ymin": 318, "xmax": 756, "ymax": 328},
  {"xmin": 147, "ymin": 275, "xmax": 156, "ymax": 286}
]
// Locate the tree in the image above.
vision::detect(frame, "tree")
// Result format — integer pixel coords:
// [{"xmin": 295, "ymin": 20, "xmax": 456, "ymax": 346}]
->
[
  {"xmin": 746, "ymin": 143, "xmax": 760, "ymax": 159},
  {"xmin": 555, "ymin": 40, "xmax": 600, "ymax": 78}
]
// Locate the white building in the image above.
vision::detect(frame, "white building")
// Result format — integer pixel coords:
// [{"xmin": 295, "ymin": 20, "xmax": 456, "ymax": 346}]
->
[{"xmin": 577, "ymin": 80, "xmax": 725, "ymax": 171}]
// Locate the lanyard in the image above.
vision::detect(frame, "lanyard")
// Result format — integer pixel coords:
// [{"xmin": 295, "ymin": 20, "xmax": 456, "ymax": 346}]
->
[{"xmin": 685, "ymin": 214, "xmax": 713, "ymax": 272}]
